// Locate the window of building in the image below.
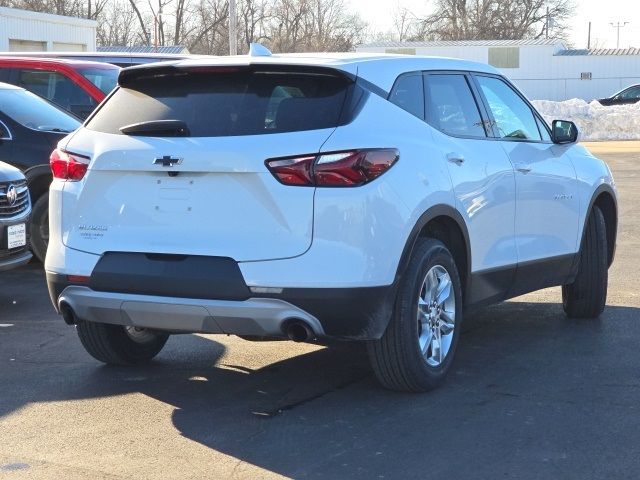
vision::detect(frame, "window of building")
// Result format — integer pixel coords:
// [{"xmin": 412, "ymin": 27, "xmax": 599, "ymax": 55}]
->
[{"xmin": 488, "ymin": 47, "xmax": 520, "ymax": 68}]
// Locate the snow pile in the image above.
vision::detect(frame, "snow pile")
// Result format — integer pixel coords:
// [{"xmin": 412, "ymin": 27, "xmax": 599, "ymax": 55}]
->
[{"xmin": 531, "ymin": 98, "xmax": 640, "ymax": 141}]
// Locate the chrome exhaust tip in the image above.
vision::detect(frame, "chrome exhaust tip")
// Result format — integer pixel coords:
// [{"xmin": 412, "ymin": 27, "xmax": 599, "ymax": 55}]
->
[{"xmin": 284, "ymin": 320, "xmax": 315, "ymax": 342}]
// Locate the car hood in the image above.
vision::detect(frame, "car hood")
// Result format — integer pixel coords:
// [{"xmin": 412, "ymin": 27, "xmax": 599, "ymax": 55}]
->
[{"xmin": 0, "ymin": 161, "xmax": 26, "ymax": 182}]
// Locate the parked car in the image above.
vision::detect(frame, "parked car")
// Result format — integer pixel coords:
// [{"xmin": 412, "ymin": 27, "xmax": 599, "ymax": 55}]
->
[
  {"xmin": 0, "ymin": 82, "xmax": 80, "ymax": 262},
  {"xmin": 0, "ymin": 51, "xmax": 192, "ymax": 68},
  {"xmin": 0, "ymin": 57, "xmax": 119, "ymax": 119},
  {"xmin": 45, "ymin": 49, "xmax": 617, "ymax": 392},
  {"xmin": 597, "ymin": 84, "xmax": 640, "ymax": 106},
  {"xmin": 0, "ymin": 161, "xmax": 31, "ymax": 271}
]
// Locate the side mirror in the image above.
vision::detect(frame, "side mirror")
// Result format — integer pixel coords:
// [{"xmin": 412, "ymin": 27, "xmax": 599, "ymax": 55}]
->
[{"xmin": 552, "ymin": 120, "xmax": 578, "ymax": 144}]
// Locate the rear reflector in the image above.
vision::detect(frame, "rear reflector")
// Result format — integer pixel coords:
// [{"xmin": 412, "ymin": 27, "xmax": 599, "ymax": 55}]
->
[
  {"xmin": 265, "ymin": 149, "xmax": 399, "ymax": 187},
  {"xmin": 50, "ymin": 149, "xmax": 89, "ymax": 181},
  {"xmin": 67, "ymin": 275, "xmax": 90, "ymax": 284}
]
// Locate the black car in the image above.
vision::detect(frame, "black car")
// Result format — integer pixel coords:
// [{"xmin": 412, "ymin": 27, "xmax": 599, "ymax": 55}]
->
[
  {"xmin": 0, "ymin": 82, "xmax": 80, "ymax": 262},
  {"xmin": 597, "ymin": 84, "xmax": 640, "ymax": 106},
  {"xmin": 0, "ymin": 161, "xmax": 31, "ymax": 271}
]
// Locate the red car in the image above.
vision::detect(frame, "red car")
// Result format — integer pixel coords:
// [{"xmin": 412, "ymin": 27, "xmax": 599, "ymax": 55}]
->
[{"xmin": 0, "ymin": 57, "xmax": 120, "ymax": 119}]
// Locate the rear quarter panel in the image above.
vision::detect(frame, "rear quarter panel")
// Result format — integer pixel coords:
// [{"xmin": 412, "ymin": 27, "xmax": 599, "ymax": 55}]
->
[{"xmin": 241, "ymin": 91, "xmax": 455, "ymax": 288}]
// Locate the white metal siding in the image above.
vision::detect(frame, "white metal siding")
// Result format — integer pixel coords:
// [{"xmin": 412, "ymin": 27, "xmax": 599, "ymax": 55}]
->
[{"xmin": 0, "ymin": 7, "xmax": 96, "ymax": 52}]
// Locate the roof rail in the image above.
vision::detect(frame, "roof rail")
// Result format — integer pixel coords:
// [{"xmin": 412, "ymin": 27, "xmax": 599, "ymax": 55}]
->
[{"xmin": 248, "ymin": 43, "xmax": 272, "ymax": 57}]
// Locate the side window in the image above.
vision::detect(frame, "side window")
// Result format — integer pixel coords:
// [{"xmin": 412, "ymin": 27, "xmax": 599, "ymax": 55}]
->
[
  {"xmin": 389, "ymin": 73, "xmax": 424, "ymax": 119},
  {"xmin": 475, "ymin": 76, "xmax": 542, "ymax": 141},
  {"xmin": 535, "ymin": 116, "xmax": 552, "ymax": 142},
  {"xmin": 620, "ymin": 86, "xmax": 640, "ymax": 100},
  {"xmin": 17, "ymin": 69, "xmax": 97, "ymax": 118},
  {"xmin": 424, "ymin": 74, "xmax": 486, "ymax": 138}
]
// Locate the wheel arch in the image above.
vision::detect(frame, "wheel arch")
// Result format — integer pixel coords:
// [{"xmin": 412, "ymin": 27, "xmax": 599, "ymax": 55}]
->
[
  {"xmin": 395, "ymin": 205, "xmax": 471, "ymax": 300},
  {"xmin": 584, "ymin": 184, "xmax": 617, "ymax": 267},
  {"xmin": 23, "ymin": 164, "xmax": 52, "ymax": 204}
]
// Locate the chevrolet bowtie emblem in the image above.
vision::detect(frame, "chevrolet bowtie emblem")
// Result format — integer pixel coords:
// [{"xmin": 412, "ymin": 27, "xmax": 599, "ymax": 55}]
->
[{"xmin": 154, "ymin": 156, "xmax": 183, "ymax": 167}]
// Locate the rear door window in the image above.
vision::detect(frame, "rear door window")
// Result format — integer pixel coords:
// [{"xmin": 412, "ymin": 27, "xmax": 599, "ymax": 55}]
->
[
  {"xmin": 16, "ymin": 69, "xmax": 97, "ymax": 119},
  {"xmin": 424, "ymin": 74, "xmax": 487, "ymax": 138},
  {"xmin": 87, "ymin": 69, "xmax": 351, "ymax": 137},
  {"xmin": 389, "ymin": 73, "xmax": 424, "ymax": 119}
]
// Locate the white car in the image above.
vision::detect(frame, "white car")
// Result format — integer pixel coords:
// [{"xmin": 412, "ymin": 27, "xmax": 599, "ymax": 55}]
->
[{"xmin": 45, "ymin": 47, "xmax": 617, "ymax": 392}]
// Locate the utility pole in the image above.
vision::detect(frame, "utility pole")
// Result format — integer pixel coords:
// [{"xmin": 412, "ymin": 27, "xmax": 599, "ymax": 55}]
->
[
  {"xmin": 229, "ymin": 0, "xmax": 237, "ymax": 55},
  {"xmin": 610, "ymin": 21, "xmax": 629, "ymax": 49},
  {"xmin": 545, "ymin": 6, "xmax": 549, "ymax": 39}
]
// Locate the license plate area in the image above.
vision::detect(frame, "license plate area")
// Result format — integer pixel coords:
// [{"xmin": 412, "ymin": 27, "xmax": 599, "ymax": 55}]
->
[{"xmin": 6, "ymin": 223, "xmax": 26, "ymax": 249}]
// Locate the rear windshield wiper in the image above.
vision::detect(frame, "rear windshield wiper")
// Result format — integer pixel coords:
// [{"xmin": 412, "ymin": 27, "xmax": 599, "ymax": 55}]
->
[{"xmin": 120, "ymin": 120, "xmax": 190, "ymax": 137}]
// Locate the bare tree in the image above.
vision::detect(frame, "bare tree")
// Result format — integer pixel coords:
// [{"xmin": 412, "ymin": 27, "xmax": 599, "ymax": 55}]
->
[
  {"xmin": 97, "ymin": 1, "xmax": 139, "ymax": 45},
  {"xmin": 411, "ymin": 0, "xmax": 573, "ymax": 41},
  {"xmin": 393, "ymin": 7, "xmax": 417, "ymax": 42},
  {"xmin": 5, "ymin": 0, "xmax": 368, "ymax": 53},
  {"xmin": 268, "ymin": 0, "xmax": 364, "ymax": 52}
]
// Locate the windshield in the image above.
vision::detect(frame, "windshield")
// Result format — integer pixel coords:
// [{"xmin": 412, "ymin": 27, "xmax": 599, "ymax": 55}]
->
[
  {"xmin": 0, "ymin": 88, "xmax": 81, "ymax": 133},
  {"xmin": 78, "ymin": 67, "xmax": 119, "ymax": 95}
]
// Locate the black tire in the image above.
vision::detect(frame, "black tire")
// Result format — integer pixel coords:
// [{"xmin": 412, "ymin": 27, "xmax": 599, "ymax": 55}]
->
[
  {"xmin": 562, "ymin": 206, "xmax": 608, "ymax": 318},
  {"xmin": 367, "ymin": 238, "xmax": 463, "ymax": 392},
  {"xmin": 76, "ymin": 321, "xmax": 169, "ymax": 365},
  {"xmin": 29, "ymin": 194, "xmax": 49, "ymax": 263}
]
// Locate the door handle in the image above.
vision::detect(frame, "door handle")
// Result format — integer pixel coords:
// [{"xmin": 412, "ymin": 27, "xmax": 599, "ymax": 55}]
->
[
  {"xmin": 515, "ymin": 164, "xmax": 532, "ymax": 174},
  {"xmin": 446, "ymin": 152, "xmax": 465, "ymax": 165}
]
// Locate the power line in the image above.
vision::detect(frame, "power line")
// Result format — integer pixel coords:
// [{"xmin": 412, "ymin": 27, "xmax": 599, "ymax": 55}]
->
[{"xmin": 610, "ymin": 21, "xmax": 629, "ymax": 49}]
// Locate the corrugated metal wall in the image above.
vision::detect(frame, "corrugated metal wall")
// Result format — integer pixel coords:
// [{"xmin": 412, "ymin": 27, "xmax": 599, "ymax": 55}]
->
[
  {"xmin": 0, "ymin": 8, "xmax": 96, "ymax": 52},
  {"xmin": 357, "ymin": 44, "xmax": 640, "ymax": 101}
]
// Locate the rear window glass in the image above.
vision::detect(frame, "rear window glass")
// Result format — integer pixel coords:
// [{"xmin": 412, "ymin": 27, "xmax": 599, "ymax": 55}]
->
[
  {"xmin": 0, "ymin": 88, "xmax": 80, "ymax": 133},
  {"xmin": 86, "ymin": 69, "xmax": 351, "ymax": 137}
]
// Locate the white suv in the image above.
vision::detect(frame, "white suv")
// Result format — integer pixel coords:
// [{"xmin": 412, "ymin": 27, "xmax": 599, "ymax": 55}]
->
[{"xmin": 45, "ymin": 49, "xmax": 617, "ymax": 392}]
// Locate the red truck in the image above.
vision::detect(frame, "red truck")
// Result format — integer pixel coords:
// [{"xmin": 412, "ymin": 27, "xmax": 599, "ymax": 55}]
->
[
  {"xmin": 0, "ymin": 57, "xmax": 120, "ymax": 120},
  {"xmin": 0, "ymin": 58, "xmax": 119, "ymax": 262}
]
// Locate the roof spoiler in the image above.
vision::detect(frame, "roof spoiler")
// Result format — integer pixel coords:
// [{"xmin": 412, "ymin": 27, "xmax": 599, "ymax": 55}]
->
[{"xmin": 117, "ymin": 62, "xmax": 356, "ymax": 88}]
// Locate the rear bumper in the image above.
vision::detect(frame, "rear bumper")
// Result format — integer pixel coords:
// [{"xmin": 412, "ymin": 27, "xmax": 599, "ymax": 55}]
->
[
  {"xmin": 57, "ymin": 285, "xmax": 326, "ymax": 338},
  {"xmin": 47, "ymin": 270, "xmax": 396, "ymax": 340}
]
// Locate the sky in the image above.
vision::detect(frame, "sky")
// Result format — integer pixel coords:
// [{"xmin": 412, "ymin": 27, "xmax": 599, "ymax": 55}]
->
[{"xmin": 346, "ymin": 0, "xmax": 640, "ymax": 49}]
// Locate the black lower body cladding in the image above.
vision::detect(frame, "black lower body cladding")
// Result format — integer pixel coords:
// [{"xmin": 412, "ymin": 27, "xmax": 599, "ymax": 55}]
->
[{"xmin": 46, "ymin": 252, "xmax": 397, "ymax": 340}]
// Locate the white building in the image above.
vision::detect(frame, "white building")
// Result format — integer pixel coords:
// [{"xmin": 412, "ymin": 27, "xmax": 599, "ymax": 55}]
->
[
  {"xmin": 357, "ymin": 39, "xmax": 640, "ymax": 101},
  {"xmin": 0, "ymin": 7, "xmax": 97, "ymax": 53}
]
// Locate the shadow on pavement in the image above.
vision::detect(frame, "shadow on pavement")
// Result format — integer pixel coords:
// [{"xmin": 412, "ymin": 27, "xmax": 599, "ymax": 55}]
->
[{"xmin": 3, "ymin": 270, "xmax": 640, "ymax": 479}]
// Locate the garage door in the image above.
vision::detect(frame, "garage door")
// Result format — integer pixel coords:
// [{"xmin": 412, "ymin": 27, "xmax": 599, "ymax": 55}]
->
[
  {"xmin": 52, "ymin": 42, "xmax": 87, "ymax": 52},
  {"xmin": 9, "ymin": 39, "xmax": 46, "ymax": 51}
]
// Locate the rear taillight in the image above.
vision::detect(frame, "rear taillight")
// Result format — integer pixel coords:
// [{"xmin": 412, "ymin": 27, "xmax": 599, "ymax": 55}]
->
[
  {"xmin": 50, "ymin": 149, "xmax": 89, "ymax": 181},
  {"xmin": 265, "ymin": 149, "xmax": 399, "ymax": 187}
]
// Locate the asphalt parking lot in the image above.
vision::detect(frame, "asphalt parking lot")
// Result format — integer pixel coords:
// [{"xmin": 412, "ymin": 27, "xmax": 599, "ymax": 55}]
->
[{"xmin": 1, "ymin": 141, "xmax": 639, "ymax": 479}]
